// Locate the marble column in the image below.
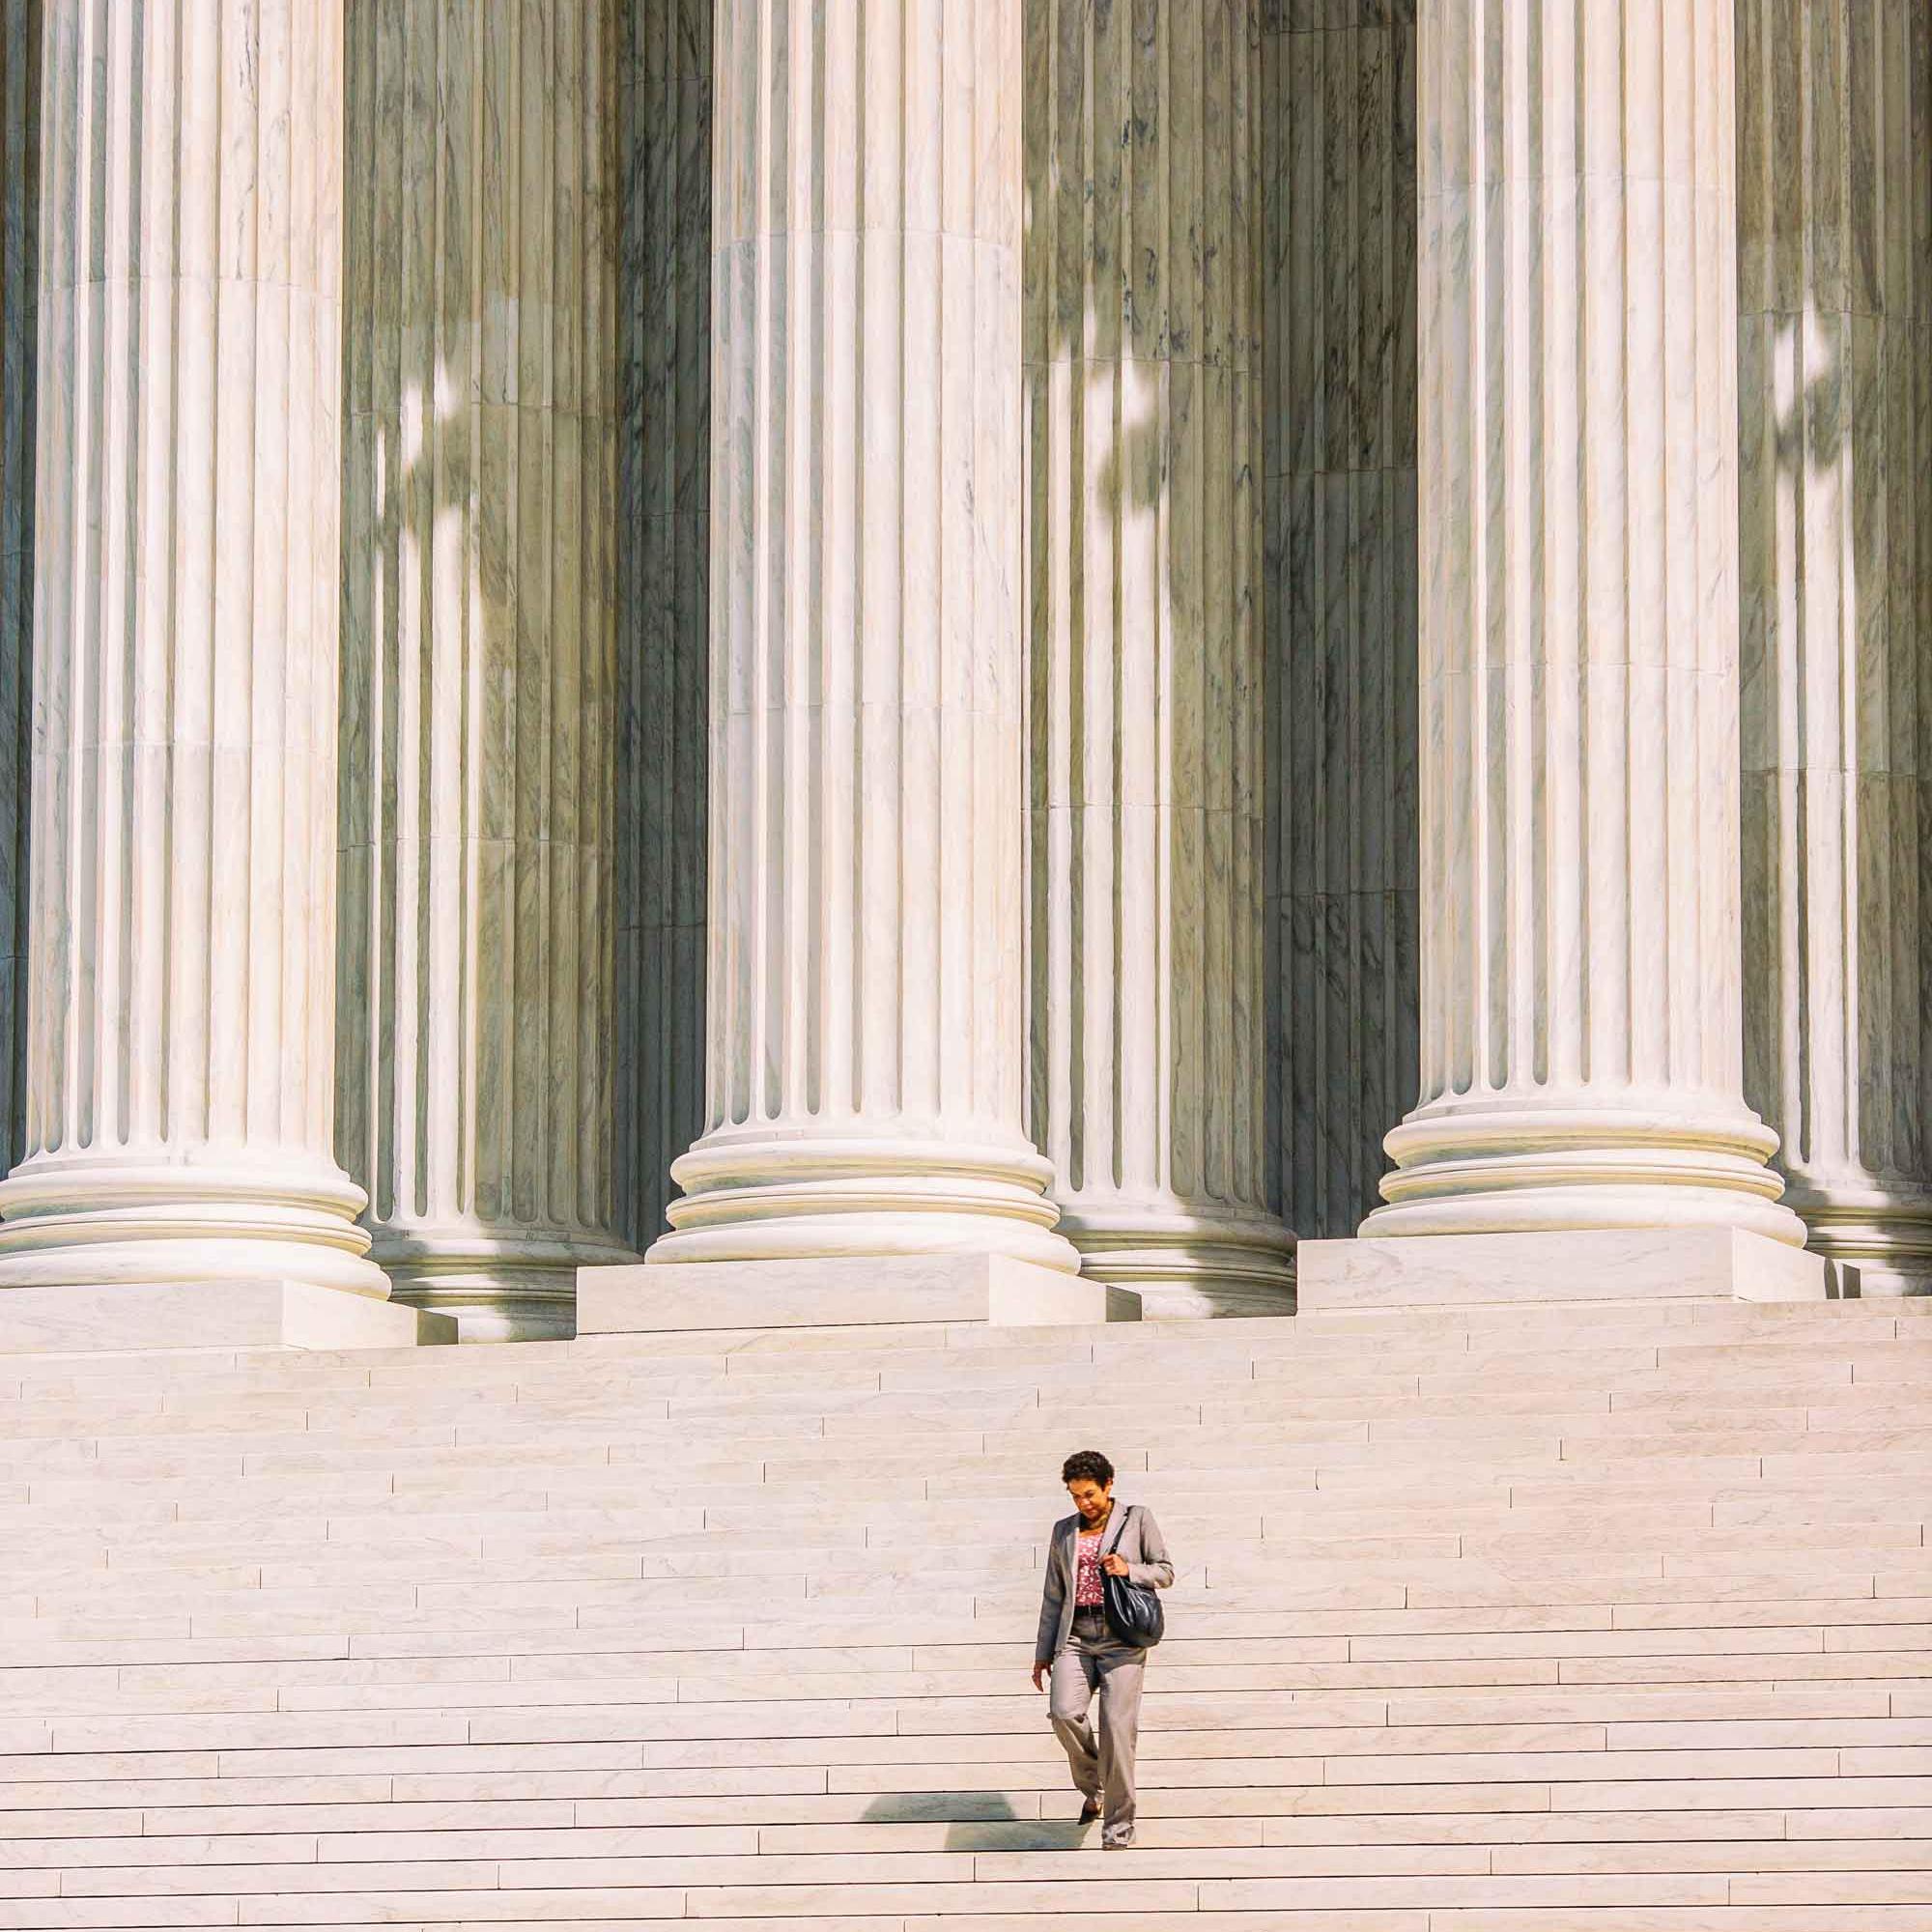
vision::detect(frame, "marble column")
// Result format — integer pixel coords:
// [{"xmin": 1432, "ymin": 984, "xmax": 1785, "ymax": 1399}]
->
[
  {"xmin": 1361, "ymin": 0, "xmax": 1804, "ymax": 1247},
  {"xmin": 1264, "ymin": 2, "xmax": 1419, "ymax": 1244},
  {"xmin": 1025, "ymin": 0, "xmax": 1290, "ymax": 1312},
  {"xmin": 0, "ymin": 0, "xmax": 387, "ymax": 1294},
  {"xmin": 1737, "ymin": 0, "xmax": 1932, "ymax": 1295},
  {"xmin": 651, "ymin": 0, "xmax": 1077, "ymax": 1272},
  {"xmin": 338, "ymin": 0, "xmax": 635, "ymax": 1340},
  {"xmin": 614, "ymin": 0, "xmax": 709, "ymax": 1252},
  {"xmin": 0, "ymin": 0, "xmax": 35, "ymax": 1171}
]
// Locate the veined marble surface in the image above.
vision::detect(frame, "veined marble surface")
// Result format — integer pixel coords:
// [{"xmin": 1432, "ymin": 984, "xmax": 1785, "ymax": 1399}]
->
[
  {"xmin": 337, "ymin": 0, "xmax": 637, "ymax": 1339},
  {"xmin": 0, "ymin": 0, "xmax": 385, "ymax": 1295},
  {"xmin": 1024, "ymin": 0, "xmax": 1291, "ymax": 1311},
  {"xmin": 1737, "ymin": 0, "xmax": 1932, "ymax": 1293},
  {"xmin": 614, "ymin": 0, "xmax": 709, "ymax": 1255},
  {"xmin": 1262, "ymin": 1, "xmax": 1419, "ymax": 1245},
  {"xmin": 1364, "ymin": 0, "xmax": 1804, "ymax": 1246},
  {"xmin": 647, "ymin": 0, "xmax": 1076, "ymax": 1272},
  {"xmin": 0, "ymin": 1, "xmax": 34, "ymax": 1174}
]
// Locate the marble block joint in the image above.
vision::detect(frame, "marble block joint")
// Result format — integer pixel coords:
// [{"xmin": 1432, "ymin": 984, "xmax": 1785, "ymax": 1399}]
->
[
  {"xmin": 1025, "ymin": 0, "xmax": 1291, "ymax": 1315},
  {"xmin": 0, "ymin": 0, "xmax": 412, "ymax": 1333},
  {"xmin": 1362, "ymin": 0, "xmax": 1806, "ymax": 1256}
]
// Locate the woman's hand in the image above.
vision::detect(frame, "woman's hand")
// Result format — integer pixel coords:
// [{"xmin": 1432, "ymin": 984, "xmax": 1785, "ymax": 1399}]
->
[
  {"xmin": 1031, "ymin": 1662, "xmax": 1048, "ymax": 1692},
  {"xmin": 1100, "ymin": 1552, "xmax": 1131, "ymax": 1577}
]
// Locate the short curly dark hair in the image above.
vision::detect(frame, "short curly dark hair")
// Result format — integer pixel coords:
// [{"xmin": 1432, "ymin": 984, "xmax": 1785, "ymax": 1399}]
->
[{"xmin": 1061, "ymin": 1449, "xmax": 1115, "ymax": 1488}]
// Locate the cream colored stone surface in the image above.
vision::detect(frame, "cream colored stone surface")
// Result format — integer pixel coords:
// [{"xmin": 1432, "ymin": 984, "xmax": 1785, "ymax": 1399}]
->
[
  {"xmin": 1364, "ymin": 0, "xmax": 1804, "ymax": 1251},
  {"xmin": 0, "ymin": 1279, "xmax": 455, "ymax": 1352},
  {"xmin": 1298, "ymin": 1227, "xmax": 1831, "ymax": 1314},
  {"xmin": 614, "ymin": 0, "xmax": 709, "ymax": 1255},
  {"xmin": 642, "ymin": 0, "xmax": 1076, "ymax": 1281},
  {"xmin": 1024, "ymin": 0, "xmax": 1290, "ymax": 1316},
  {"xmin": 337, "ymin": 0, "xmax": 636, "ymax": 1341},
  {"xmin": 1737, "ymin": 0, "xmax": 1932, "ymax": 1295},
  {"xmin": 1264, "ymin": 1, "xmax": 1419, "ymax": 1248},
  {"xmin": 582, "ymin": 1255, "xmax": 1133, "ymax": 1334},
  {"xmin": 0, "ymin": 0, "xmax": 388, "ymax": 1300}
]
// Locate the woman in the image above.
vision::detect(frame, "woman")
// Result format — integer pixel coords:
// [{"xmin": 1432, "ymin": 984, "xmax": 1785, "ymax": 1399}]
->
[{"xmin": 1032, "ymin": 1449, "xmax": 1175, "ymax": 1849}]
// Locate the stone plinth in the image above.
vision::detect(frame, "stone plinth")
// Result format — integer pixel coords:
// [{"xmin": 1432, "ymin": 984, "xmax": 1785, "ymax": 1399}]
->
[
  {"xmin": 581, "ymin": 1256, "xmax": 1135, "ymax": 1334},
  {"xmin": 0, "ymin": 1279, "xmax": 455, "ymax": 1354},
  {"xmin": 1298, "ymin": 1228, "xmax": 1832, "ymax": 1314}
]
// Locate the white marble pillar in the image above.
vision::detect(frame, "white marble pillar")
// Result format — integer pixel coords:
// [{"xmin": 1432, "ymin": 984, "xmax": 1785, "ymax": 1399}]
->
[
  {"xmin": 1361, "ymin": 0, "xmax": 1804, "ymax": 1247},
  {"xmin": 0, "ymin": 1, "xmax": 34, "ymax": 1171},
  {"xmin": 1737, "ymin": 0, "xmax": 1932, "ymax": 1295},
  {"xmin": 1264, "ymin": 2, "xmax": 1419, "ymax": 1245},
  {"xmin": 338, "ymin": 0, "xmax": 635, "ymax": 1339},
  {"xmin": 1025, "ymin": 0, "xmax": 1290, "ymax": 1312},
  {"xmin": 0, "ymin": 0, "xmax": 387, "ymax": 1294},
  {"xmin": 651, "ymin": 0, "xmax": 1077, "ymax": 1273},
  {"xmin": 614, "ymin": 0, "xmax": 709, "ymax": 1252}
]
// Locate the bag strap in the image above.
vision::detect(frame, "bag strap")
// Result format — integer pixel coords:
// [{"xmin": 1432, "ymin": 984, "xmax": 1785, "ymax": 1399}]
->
[{"xmin": 1101, "ymin": 1501, "xmax": 1135, "ymax": 1561}]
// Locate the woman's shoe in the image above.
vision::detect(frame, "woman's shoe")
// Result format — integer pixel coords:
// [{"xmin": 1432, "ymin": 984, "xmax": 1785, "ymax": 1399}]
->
[{"xmin": 1078, "ymin": 1797, "xmax": 1101, "ymax": 1824}]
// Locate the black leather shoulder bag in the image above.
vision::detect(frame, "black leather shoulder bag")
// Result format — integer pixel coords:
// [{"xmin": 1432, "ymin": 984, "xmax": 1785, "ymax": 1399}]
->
[{"xmin": 1101, "ymin": 1503, "xmax": 1165, "ymax": 1649}]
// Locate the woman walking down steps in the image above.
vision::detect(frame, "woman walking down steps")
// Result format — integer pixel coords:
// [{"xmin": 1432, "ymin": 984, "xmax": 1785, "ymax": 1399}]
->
[{"xmin": 1033, "ymin": 1450, "xmax": 1176, "ymax": 1848}]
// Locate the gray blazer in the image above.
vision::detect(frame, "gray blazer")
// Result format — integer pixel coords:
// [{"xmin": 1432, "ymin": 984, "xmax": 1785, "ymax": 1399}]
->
[{"xmin": 1035, "ymin": 1503, "xmax": 1175, "ymax": 1664}]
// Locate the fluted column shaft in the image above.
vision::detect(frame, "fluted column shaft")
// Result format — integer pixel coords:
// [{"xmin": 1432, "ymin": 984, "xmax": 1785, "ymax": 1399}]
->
[
  {"xmin": 1025, "ymin": 0, "xmax": 1288, "ymax": 1310},
  {"xmin": 1366, "ymin": 0, "xmax": 1803, "ymax": 1244},
  {"xmin": 339, "ymin": 0, "xmax": 632, "ymax": 1339},
  {"xmin": 0, "ymin": 0, "xmax": 384, "ymax": 1293},
  {"xmin": 1738, "ymin": 0, "xmax": 1932, "ymax": 1293},
  {"xmin": 654, "ymin": 0, "xmax": 1075, "ymax": 1271}
]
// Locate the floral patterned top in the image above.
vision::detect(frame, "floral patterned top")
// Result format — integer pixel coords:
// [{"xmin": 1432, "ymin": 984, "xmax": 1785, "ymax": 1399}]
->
[{"xmin": 1074, "ymin": 1526, "xmax": 1106, "ymax": 1608}]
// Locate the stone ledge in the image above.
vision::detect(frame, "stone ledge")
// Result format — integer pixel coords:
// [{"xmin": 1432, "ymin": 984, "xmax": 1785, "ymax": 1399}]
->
[
  {"xmin": 0, "ymin": 1280, "xmax": 457, "ymax": 1354},
  {"xmin": 576, "ymin": 1255, "xmax": 1141, "ymax": 1332},
  {"xmin": 1294, "ymin": 1228, "xmax": 1834, "ymax": 1315}
]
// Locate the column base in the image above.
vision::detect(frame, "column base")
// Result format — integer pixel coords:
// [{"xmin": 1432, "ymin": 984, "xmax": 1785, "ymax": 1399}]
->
[
  {"xmin": 1055, "ymin": 1203, "xmax": 1295, "ymax": 1318},
  {"xmin": 1361, "ymin": 1098, "xmax": 1809, "ymax": 1248},
  {"xmin": 373, "ymin": 1227, "xmax": 642, "ymax": 1342},
  {"xmin": 578, "ymin": 1253, "xmax": 1139, "ymax": 1333},
  {"xmin": 1296, "ymin": 1226, "xmax": 1833, "ymax": 1313},
  {"xmin": 651, "ymin": 1128, "xmax": 1083, "ymax": 1274},
  {"xmin": 1779, "ymin": 1177, "xmax": 1932, "ymax": 1298},
  {"xmin": 0, "ymin": 1278, "xmax": 456, "ymax": 1353},
  {"xmin": 0, "ymin": 1150, "xmax": 390, "ymax": 1297}
]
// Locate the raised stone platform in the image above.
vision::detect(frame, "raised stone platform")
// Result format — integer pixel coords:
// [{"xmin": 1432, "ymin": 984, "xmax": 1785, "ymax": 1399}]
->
[
  {"xmin": 578, "ymin": 1253, "xmax": 1140, "ymax": 1332},
  {"xmin": 1296, "ymin": 1227, "xmax": 1834, "ymax": 1313},
  {"xmin": 0, "ymin": 1279, "xmax": 457, "ymax": 1353}
]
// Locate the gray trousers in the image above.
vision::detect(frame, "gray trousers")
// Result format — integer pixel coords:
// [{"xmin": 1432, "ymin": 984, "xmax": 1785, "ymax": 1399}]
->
[{"xmin": 1048, "ymin": 1611, "xmax": 1146, "ymax": 1841}]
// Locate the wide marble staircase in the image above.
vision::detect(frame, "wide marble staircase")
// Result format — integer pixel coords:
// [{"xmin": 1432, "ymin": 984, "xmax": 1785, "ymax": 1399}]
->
[{"xmin": 3, "ymin": 1293, "xmax": 1932, "ymax": 1929}]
